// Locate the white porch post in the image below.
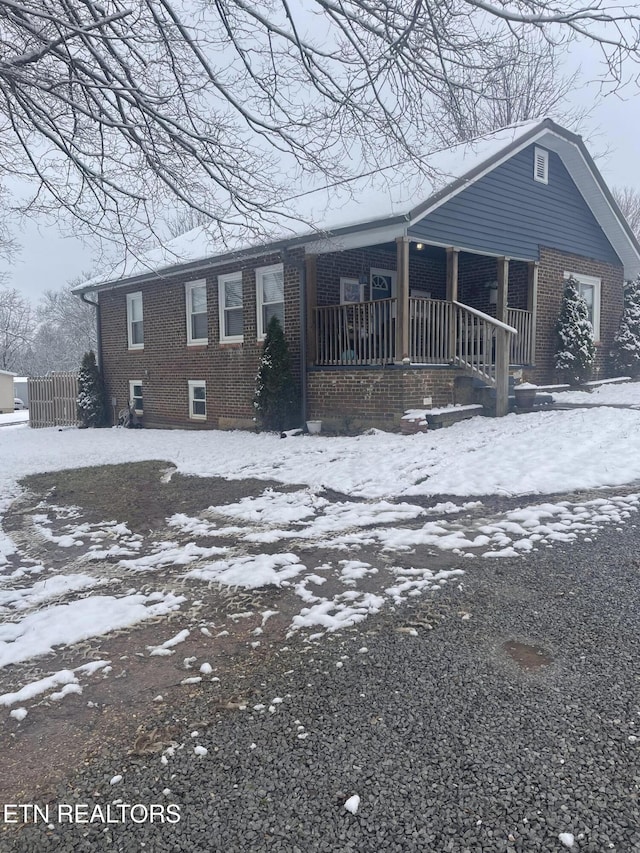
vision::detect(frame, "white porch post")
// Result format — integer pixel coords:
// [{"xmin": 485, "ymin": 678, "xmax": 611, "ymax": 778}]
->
[
  {"xmin": 396, "ymin": 237, "xmax": 410, "ymax": 362},
  {"xmin": 446, "ymin": 248, "xmax": 459, "ymax": 362},
  {"xmin": 495, "ymin": 256, "xmax": 510, "ymax": 417}
]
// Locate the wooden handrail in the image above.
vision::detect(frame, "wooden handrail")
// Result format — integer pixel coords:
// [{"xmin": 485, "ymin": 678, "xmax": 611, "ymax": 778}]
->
[
  {"xmin": 452, "ymin": 302, "xmax": 517, "ymax": 389},
  {"xmin": 452, "ymin": 300, "xmax": 518, "ymax": 335}
]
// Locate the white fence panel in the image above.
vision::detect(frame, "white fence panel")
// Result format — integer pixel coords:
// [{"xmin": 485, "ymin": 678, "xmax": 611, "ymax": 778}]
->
[{"xmin": 28, "ymin": 373, "xmax": 79, "ymax": 428}]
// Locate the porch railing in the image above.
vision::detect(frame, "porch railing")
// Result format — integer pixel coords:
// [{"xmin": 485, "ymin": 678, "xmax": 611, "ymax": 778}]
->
[
  {"xmin": 315, "ymin": 298, "xmax": 528, "ymax": 378},
  {"xmin": 315, "ymin": 298, "xmax": 396, "ymax": 365},
  {"xmin": 452, "ymin": 301, "xmax": 518, "ymax": 386},
  {"xmin": 507, "ymin": 307, "xmax": 533, "ymax": 365},
  {"xmin": 409, "ymin": 297, "xmax": 453, "ymax": 363}
]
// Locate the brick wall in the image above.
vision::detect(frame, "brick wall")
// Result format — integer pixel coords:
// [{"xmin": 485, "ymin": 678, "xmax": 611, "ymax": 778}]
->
[
  {"xmin": 316, "ymin": 245, "xmax": 528, "ymax": 312},
  {"xmin": 99, "ymin": 249, "xmax": 303, "ymax": 429},
  {"xmin": 527, "ymin": 246, "xmax": 624, "ymax": 384},
  {"xmin": 316, "ymin": 246, "xmax": 448, "ymax": 304},
  {"xmin": 307, "ymin": 365, "xmax": 460, "ymax": 431}
]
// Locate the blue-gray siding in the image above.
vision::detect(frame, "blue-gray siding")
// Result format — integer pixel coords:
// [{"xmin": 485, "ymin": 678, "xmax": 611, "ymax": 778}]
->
[{"xmin": 408, "ymin": 145, "xmax": 620, "ymax": 265}]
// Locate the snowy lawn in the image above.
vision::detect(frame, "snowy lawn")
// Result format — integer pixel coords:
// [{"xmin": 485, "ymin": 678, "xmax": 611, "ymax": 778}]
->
[
  {"xmin": 1, "ymin": 400, "xmax": 640, "ymax": 721},
  {"xmin": 2, "ymin": 400, "xmax": 640, "ymax": 499},
  {"xmin": 0, "ymin": 411, "xmax": 28, "ymax": 427},
  {"xmin": 554, "ymin": 378, "xmax": 640, "ymax": 407}
]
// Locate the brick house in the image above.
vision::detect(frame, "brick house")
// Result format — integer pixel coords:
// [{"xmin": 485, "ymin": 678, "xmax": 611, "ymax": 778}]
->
[{"xmin": 75, "ymin": 118, "xmax": 640, "ymax": 431}]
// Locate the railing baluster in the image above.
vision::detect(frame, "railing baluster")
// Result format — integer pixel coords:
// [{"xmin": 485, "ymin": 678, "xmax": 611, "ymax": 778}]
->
[{"xmin": 316, "ymin": 298, "xmax": 529, "ymax": 371}]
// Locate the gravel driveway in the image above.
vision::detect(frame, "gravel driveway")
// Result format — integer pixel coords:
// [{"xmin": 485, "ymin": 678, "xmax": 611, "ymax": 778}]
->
[{"xmin": 3, "ymin": 519, "xmax": 639, "ymax": 853}]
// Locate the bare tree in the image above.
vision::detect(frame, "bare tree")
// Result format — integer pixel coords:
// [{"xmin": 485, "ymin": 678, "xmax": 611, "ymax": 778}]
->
[
  {"xmin": 430, "ymin": 36, "xmax": 588, "ymax": 146},
  {"xmin": 0, "ymin": 287, "xmax": 32, "ymax": 371},
  {"xmin": 612, "ymin": 186, "xmax": 640, "ymax": 242},
  {"xmin": 19, "ymin": 277, "xmax": 97, "ymax": 374},
  {"xmin": 165, "ymin": 207, "xmax": 214, "ymax": 240},
  {"xmin": 1, "ymin": 0, "xmax": 640, "ymax": 253}
]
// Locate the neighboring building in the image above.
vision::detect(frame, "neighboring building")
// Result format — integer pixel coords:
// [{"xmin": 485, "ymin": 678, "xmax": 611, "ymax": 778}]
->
[
  {"xmin": 73, "ymin": 118, "xmax": 640, "ymax": 431},
  {"xmin": 0, "ymin": 370, "xmax": 17, "ymax": 414},
  {"xmin": 13, "ymin": 377, "xmax": 29, "ymax": 408}
]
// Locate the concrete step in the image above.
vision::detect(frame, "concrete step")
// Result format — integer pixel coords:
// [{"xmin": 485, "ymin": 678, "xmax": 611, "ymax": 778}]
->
[{"xmin": 403, "ymin": 405, "xmax": 484, "ymax": 431}]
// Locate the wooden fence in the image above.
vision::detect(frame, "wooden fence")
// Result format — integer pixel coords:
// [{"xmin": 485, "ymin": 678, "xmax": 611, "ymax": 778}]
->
[{"xmin": 28, "ymin": 373, "xmax": 79, "ymax": 428}]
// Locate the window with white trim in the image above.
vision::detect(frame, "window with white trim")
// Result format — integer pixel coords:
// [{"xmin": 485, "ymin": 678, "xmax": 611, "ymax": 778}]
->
[
  {"xmin": 534, "ymin": 147, "xmax": 548, "ymax": 184},
  {"xmin": 188, "ymin": 380, "xmax": 206, "ymax": 420},
  {"xmin": 185, "ymin": 280, "xmax": 208, "ymax": 345},
  {"xmin": 340, "ymin": 277, "xmax": 365, "ymax": 304},
  {"xmin": 129, "ymin": 380, "xmax": 143, "ymax": 414},
  {"xmin": 564, "ymin": 271, "xmax": 601, "ymax": 341},
  {"xmin": 218, "ymin": 272, "xmax": 243, "ymax": 342},
  {"xmin": 126, "ymin": 292, "xmax": 143, "ymax": 349},
  {"xmin": 256, "ymin": 264, "xmax": 284, "ymax": 339}
]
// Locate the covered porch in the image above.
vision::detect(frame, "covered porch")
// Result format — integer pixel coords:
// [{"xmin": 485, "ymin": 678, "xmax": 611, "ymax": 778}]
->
[{"xmin": 306, "ymin": 240, "xmax": 538, "ymax": 416}]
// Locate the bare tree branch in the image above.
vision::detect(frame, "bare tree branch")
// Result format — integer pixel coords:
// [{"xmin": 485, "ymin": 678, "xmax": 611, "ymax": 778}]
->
[
  {"xmin": 612, "ymin": 185, "xmax": 640, "ymax": 243},
  {"xmin": 0, "ymin": 287, "xmax": 32, "ymax": 371},
  {"xmin": 428, "ymin": 34, "xmax": 590, "ymax": 145},
  {"xmin": 0, "ymin": 0, "xmax": 639, "ymax": 257}
]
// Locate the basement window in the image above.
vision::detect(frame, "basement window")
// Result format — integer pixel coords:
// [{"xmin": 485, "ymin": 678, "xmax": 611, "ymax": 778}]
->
[
  {"xmin": 188, "ymin": 380, "xmax": 206, "ymax": 420},
  {"xmin": 534, "ymin": 147, "xmax": 548, "ymax": 184},
  {"xmin": 129, "ymin": 380, "xmax": 143, "ymax": 414}
]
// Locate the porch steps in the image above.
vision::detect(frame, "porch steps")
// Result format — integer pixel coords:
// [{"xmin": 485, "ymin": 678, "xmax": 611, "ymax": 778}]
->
[
  {"xmin": 484, "ymin": 387, "xmax": 555, "ymax": 411},
  {"xmin": 456, "ymin": 375, "xmax": 556, "ymax": 413},
  {"xmin": 402, "ymin": 404, "xmax": 484, "ymax": 431}
]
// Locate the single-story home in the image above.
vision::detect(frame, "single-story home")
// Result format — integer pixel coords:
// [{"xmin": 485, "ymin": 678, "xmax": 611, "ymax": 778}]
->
[
  {"xmin": 0, "ymin": 369, "xmax": 17, "ymax": 414},
  {"xmin": 73, "ymin": 118, "xmax": 640, "ymax": 431}
]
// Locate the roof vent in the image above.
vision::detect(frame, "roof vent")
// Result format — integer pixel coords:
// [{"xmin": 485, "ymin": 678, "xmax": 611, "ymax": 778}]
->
[{"xmin": 534, "ymin": 147, "xmax": 548, "ymax": 184}]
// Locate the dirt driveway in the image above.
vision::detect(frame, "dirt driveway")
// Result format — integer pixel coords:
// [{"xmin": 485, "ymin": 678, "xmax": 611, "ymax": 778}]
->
[
  {"xmin": 2, "ymin": 459, "xmax": 638, "ymax": 817},
  {"xmin": 0, "ymin": 461, "xmax": 467, "ymax": 805}
]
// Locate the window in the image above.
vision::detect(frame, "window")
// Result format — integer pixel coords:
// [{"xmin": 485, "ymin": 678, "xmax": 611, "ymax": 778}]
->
[
  {"xmin": 534, "ymin": 147, "xmax": 548, "ymax": 184},
  {"xmin": 185, "ymin": 280, "xmax": 208, "ymax": 345},
  {"xmin": 126, "ymin": 292, "xmax": 143, "ymax": 349},
  {"xmin": 188, "ymin": 380, "xmax": 206, "ymax": 420},
  {"xmin": 129, "ymin": 380, "xmax": 143, "ymax": 414},
  {"xmin": 564, "ymin": 271, "xmax": 601, "ymax": 341},
  {"xmin": 218, "ymin": 273, "xmax": 243, "ymax": 342},
  {"xmin": 340, "ymin": 277, "xmax": 365, "ymax": 304},
  {"xmin": 256, "ymin": 264, "xmax": 284, "ymax": 338}
]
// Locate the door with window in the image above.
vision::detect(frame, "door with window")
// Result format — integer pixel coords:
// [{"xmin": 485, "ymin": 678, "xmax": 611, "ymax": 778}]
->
[{"xmin": 369, "ymin": 268, "xmax": 397, "ymax": 361}]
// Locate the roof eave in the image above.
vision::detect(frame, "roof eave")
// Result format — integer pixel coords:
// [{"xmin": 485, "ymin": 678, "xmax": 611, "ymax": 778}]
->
[{"xmin": 73, "ymin": 213, "xmax": 410, "ymax": 295}]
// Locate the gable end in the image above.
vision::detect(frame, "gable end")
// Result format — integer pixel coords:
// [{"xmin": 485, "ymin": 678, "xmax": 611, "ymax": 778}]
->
[{"xmin": 408, "ymin": 144, "xmax": 621, "ymax": 265}]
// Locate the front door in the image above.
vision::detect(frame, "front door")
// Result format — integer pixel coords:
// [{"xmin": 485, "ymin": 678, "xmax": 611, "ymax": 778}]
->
[
  {"xmin": 369, "ymin": 268, "xmax": 397, "ymax": 361},
  {"xmin": 370, "ymin": 268, "xmax": 396, "ymax": 301}
]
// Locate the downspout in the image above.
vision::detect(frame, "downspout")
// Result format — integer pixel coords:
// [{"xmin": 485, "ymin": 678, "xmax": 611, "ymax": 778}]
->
[
  {"xmin": 281, "ymin": 250, "xmax": 307, "ymax": 425},
  {"xmin": 79, "ymin": 291, "xmax": 102, "ymax": 368}
]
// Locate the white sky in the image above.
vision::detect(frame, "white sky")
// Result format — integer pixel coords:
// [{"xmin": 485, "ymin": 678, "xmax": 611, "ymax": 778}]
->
[{"xmin": 3, "ymin": 52, "xmax": 640, "ymax": 304}]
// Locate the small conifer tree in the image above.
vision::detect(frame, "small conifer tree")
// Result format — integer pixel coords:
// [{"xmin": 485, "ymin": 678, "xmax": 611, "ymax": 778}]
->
[
  {"xmin": 77, "ymin": 350, "xmax": 109, "ymax": 427},
  {"xmin": 254, "ymin": 316, "xmax": 300, "ymax": 431},
  {"xmin": 612, "ymin": 275, "xmax": 640, "ymax": 377},
  {"xmin": 554, "ymin": 277, "xmax": 596, "ymax": 386}
]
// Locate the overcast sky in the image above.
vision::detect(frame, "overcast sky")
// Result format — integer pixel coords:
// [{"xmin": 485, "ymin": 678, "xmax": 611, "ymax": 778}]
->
[{"xmin": 4, "ymin": 75, "xmax": 640, "ymax": 305}]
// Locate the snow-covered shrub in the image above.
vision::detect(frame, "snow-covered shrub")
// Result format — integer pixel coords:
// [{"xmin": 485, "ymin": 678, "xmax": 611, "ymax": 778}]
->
[
  {"xmin": 254, "ymin": 316, "xmax": 299, "ymax": 432},
  {"xmin": 554, "ymin": 277, "xmax": 595, "ymax": 386},
  {"xmin": 77, "ymin": 350, "xmax": 109, "ymax": 428},
  {"xmin": 612, "ymin": 275, "xmax": 640, "ymax": 377}
]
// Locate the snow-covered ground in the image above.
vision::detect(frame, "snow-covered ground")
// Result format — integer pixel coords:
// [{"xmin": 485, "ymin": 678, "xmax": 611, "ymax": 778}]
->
[
  {"xmin": 2, "ymin": 393, "xmax": 640, "ymax": 718},
  {"xmin": 2, "ymin": 404, "xmax": 640, "ymax": 498},
  {"xmin": 554, "ymin": 378, "xmax": 640, "ymax": 407},
  {"xmin": 0, "ymin": 411, "xmax": 28, "ymax": 427}
]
